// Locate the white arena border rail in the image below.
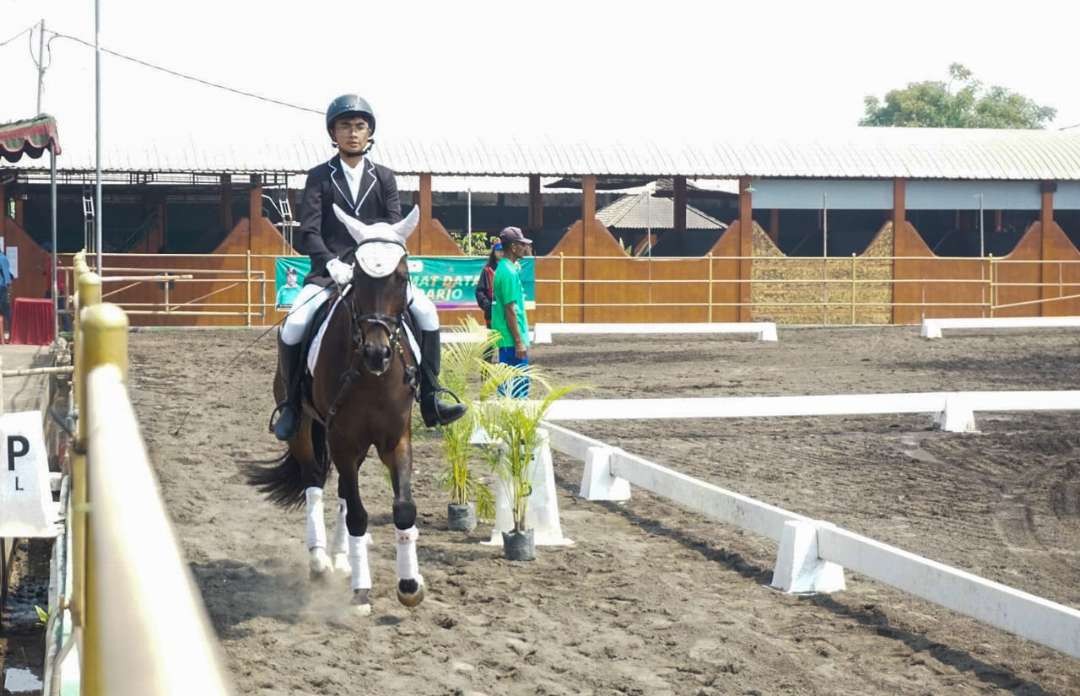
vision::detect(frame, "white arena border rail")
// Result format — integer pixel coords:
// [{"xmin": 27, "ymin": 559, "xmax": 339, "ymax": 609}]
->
[
  {"xmin": 442, "ymin": 321, "xmax": 778, "ymax": 344},
  {"xmin": 543, "ymin": 391, "xmax": 1080, "ymax": 433},
  {"xmin": 922, "ymin": 315, "xmax": 1080, "ymax": 339},
  {"xmin": 540, "ymin": 421, "xmax": 1080, "ymax": 658}
]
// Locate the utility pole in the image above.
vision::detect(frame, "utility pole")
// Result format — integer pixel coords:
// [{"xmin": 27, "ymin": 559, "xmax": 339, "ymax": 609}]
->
[{"xmin": 35, "ymin": 20, "xmax": 45, "ymax": 113}]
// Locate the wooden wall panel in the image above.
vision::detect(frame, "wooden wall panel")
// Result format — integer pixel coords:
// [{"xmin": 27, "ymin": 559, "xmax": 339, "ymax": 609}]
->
[
  {"xmin": 1037, "ymin": 220, "xmax": 1080, "ymax": 316},
  {"xmin": 893, "ymin": 221, "xmax": 988, "ymax": 324},
  {"xmin": 2, "ymin": 219, "xmax": 51, "ymax": 302}
]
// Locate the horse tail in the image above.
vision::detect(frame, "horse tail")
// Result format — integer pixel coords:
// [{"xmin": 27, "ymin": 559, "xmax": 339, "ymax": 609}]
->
[
  {"xmin": 244, "ymin": 449, "xmax": 310, "ymax": 509},
  {"xmin": 244, "ymin": 422, "xmax": 331, "ymax": 509}
]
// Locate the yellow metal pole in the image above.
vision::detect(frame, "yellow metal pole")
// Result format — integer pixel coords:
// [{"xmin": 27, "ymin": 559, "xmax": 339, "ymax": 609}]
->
[
  {"xmin": 72, "ymin": 271, "xmax": 101, "ymax": 632},
  {"xmin": 822, "ymin": 257, "xmax": 828, "ymax": 325},
  {"xmin": 559, "ymin": 253, "xmax": 565, "ymax": 323},
  {"xmin": 245, "ymin": 250, "xmax": 253, "ymax": 327},
  {"xmin": 989, "ymin": 254, "xmax": 995, "ymax": 318},
  {"xmin": 851, "ymin": 253, "xmax": 856, "ymax": 325},
  {"xmin": 79, "ymin": 302, "xmax": 130, "ymax": 696},
  {"xmin": 706, "ymin": 253, "xmax": 714, "ymax": 322}
]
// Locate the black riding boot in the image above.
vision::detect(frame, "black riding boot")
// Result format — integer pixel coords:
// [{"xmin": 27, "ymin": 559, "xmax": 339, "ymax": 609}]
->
[
  {"xmin": 419, "ymin": 329, "xmax": 467, "ymax": 427},
  {"xmin": 272, "ymin": 337, "xmax": 304, "ymax": 441}
]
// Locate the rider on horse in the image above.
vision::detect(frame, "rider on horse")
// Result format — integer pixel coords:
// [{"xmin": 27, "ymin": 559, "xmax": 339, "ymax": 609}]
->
[{"xmin": 272, "ymin": 94, "xmax": 467, "ymax": 441}]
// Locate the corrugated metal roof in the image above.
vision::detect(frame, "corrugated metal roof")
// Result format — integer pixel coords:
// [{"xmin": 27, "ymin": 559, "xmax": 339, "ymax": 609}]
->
[
  {"xmin": 597, "ymin": 188, "xmax": 727, "ymax": 230},
  {"xmin": 6, "ymin": 128, "xmax": 1080, "ymax": 180}
]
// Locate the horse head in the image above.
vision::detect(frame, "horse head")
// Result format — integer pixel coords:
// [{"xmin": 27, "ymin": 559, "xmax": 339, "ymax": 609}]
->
[{"xmin": 331, "ymin": 204, "xmax": 420, "ymax": 376}]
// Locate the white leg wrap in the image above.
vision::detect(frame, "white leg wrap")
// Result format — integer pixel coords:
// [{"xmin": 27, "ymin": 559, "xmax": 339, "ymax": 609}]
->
[
  {"xmin": 304, "ymin": 487, "xmax": 326, "ymax": 550},
  {"xmin": 330, "ymin": 498, "xmax": 348, "ymax": 556},
  {"xmin": 395, "ymin": 526, "xmax": 420, "ymax": 580},
  {"xmin": 348, "ymin": 534, "xmax": 373, "ymax": 592}
]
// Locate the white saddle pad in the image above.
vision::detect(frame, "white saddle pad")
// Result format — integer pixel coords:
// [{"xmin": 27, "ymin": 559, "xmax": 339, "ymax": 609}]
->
[{"xmin": 307, "ymin": 293, "xmax": 420, "ymax": 377}]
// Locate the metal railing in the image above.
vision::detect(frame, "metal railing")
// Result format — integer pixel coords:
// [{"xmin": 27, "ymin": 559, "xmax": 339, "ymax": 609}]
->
[
  {"xmin": 49, "ymin": 251, "xmax": 233, "ymax": 695},
  {"xmin": 56, "ymin": 252, "xmax": 1080, "ymax": 327}
]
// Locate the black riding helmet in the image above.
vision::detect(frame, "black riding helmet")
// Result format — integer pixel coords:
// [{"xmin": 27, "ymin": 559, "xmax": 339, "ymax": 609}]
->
[{"xmin": 325, "ymin": 94, "xmax": 376, "ymax": 135}]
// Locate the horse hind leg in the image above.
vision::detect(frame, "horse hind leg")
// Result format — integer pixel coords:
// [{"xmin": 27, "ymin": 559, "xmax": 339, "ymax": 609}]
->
[
  {"xmin": 302, "ymin": 418, "xmax": 333, "ymax": 579},
  {"xmin": 329, "ymin": 494, "xmax": 350, "ymax": 574}
]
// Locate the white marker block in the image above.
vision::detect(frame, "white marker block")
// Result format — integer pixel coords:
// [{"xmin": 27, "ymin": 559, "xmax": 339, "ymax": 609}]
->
[
  {"xmin": 936, "ymin": 395, "xmax": 977, "ymax": 433},
  {"xmin": 484, "ymin": 430, "xmax": 573, "ymax": 547},
  {"xmin": 0, "ymin": 411, "xmax": 60, "ymax": 537},
  {"xmin": 758, "ymin": 324, "xmax": 779, "ymax": 342},
  {"xmin": 579, "ymin": 446, "xmax": 631, "ymax": 502},
  {"xmin": 771, "ymin": 519, "xmax": 846, "ymax": 594}
]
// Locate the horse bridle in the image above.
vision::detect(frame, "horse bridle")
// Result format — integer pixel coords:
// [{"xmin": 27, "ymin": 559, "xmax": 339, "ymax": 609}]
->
[{"xmin": 325, "ymin": 238, "xmax": 417, "ymax": 431}]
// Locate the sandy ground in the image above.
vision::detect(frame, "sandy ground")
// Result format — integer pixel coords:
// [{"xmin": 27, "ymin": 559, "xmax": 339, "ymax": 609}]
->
[{"xmin": 128, "ymin": 326, "xmax": 1080, "ymax": 696}]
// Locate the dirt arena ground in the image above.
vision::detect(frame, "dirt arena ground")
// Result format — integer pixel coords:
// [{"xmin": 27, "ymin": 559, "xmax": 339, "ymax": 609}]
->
[{"xmin": 129, "ymin": 325, "xmax": 1080, "ymax": 696}]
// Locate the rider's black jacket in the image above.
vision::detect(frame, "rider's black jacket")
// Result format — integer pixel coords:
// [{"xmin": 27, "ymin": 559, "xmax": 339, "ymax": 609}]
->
[{"xmin": 295, "ymin": 154, "xmax": 402, "ymax": 287}]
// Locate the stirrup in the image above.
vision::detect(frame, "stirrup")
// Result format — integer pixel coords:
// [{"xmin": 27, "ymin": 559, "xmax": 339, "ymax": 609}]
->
[{"xmin": 267, "ymin": 402, "xmax": 287, "ymax": 433}]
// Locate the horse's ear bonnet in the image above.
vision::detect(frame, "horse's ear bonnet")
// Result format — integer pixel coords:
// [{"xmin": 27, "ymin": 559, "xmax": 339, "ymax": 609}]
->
[{"xmin": 331, "ymin": 204, "xmax": 420, "ymax": 279}]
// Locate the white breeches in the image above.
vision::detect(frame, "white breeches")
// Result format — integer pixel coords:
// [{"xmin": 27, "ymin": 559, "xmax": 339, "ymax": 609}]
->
[{"xmin": 281, "ymin": 281, "xmax": 438, "ymax": 346}]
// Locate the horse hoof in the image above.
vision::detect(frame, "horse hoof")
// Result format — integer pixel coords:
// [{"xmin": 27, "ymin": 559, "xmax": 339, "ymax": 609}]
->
[
  {"xmin": 309, "ymin": 552, "xmax": 332, "ymax": 580},
  {"xmin": 352, "ymin": 589, "xmax": 372, "ymax": 616},
  {"xmin": 396, "ymin": 576, "xmax": 425, "ymax": 608},
  {"xmin": 331, "ymin": 553, "xmax": 350, "ymax": 574}
]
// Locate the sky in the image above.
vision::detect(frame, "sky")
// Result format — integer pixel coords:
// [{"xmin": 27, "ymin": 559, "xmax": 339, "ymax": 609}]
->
[{"xmin": 2, "ymin": 0, "xmax": 1079, "ymax": 160}]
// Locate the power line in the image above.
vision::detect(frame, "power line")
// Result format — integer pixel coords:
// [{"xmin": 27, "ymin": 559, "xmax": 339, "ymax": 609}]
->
[
  {"xmin": 0, "ymin": 24, "xmax": 34, "ymax": 47},
  {"xmin": 46, "ymin": 30, "xmax": 322, "ymax": 115}
]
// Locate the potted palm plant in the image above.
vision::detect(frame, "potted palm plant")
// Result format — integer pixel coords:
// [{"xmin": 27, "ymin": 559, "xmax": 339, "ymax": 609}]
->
[
  {"xmin": 436, "ymin": 317, "xmax": 496, "ymax": 531},
  {"xmin": 476, "ymin": 362, "xmax": 577, "ymax": 560}
]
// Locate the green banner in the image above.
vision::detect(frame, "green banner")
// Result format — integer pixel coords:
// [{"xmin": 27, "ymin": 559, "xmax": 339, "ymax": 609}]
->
[{"xmin": 274, "ymin": 256, "xmax": 535, "ymax": 310}]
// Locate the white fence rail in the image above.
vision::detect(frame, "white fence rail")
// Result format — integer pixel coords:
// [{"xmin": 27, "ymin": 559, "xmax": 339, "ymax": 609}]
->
[
  {"xmin": 86, "ymin": 364, "xmax": 232, "ymax": 695},
  {"xmin": 543, "ymin": 391, "xmax": 1080, "ymax": 433},
  {"xmin": 921, "ymin": 315, "xmax": 1080, "ymax": 339},
  {"xmin": 533, "ymin": 322, "xmax": 778, "ymax": 343},
  {"xmin": 540, "ymin": 420, "xmax": 1080, "ymax": 659}
]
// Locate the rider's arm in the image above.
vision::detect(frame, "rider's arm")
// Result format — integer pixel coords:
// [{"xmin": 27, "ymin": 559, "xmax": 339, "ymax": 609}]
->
[
  {"xmin": 381, "ymin": 167, "xmax": 403, "ymax": 223},
  {"xmin": 295, "ymin": 170, "xmax": 334, "ymax": 276}
]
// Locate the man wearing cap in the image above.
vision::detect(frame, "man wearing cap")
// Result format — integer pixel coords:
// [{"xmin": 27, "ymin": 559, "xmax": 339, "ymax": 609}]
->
[
  {"xmin": 270, "ymin": 94, "xmax": 466, "ymax": 441},
  {"xmin": 491, "ymin": 226, "xmax": 532, "ymax": 398}
]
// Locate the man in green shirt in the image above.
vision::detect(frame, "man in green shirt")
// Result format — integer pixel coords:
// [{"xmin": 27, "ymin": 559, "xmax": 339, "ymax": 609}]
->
[{"xmin": 491, "ymin": 226, "xmax": 532, "ymax": 398}]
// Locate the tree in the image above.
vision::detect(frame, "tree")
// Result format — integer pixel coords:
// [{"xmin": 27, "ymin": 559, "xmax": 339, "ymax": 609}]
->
[{"xmin": 860, "ymin": 63, "xmax": 1056, "ymax": 129}]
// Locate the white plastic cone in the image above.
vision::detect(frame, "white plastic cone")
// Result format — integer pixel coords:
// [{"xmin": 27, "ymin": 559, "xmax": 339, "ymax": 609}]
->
[{"xmin": 484, "ymin": 429, "xmax": 573, "ymax": 547}]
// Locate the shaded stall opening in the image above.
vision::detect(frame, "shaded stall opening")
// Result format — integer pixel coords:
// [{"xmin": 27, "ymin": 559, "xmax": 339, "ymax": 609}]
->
[
  {"xmin": 907, "ymin": 209, "xmax": 1035, "ymax": 257},
  {"xmin": 764, "ymin": 209, "xmax": 889, "ymax": 257}
]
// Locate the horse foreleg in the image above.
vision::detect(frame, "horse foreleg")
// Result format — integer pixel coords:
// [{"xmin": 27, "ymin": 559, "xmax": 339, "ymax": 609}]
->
[
  {"xmin": 382, "ymin": 437, "xmax": 425, "ymax": 608},
  {"xmin": 332, "ymin": 440, "xmax": 374, "ymax": 615}
]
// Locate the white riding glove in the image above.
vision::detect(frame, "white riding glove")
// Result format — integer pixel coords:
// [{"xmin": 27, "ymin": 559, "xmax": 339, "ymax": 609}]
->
[{"xmin": 326, "ymin": 258, "xmax": 353, "ymax": 286}]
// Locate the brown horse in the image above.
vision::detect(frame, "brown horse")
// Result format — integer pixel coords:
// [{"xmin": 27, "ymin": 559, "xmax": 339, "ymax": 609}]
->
[{"xmin": 248, "ymin": 205, "xmax": 424, "ymax": 615}]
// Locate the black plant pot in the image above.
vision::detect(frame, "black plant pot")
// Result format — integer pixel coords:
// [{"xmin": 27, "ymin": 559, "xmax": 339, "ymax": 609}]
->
[
  {"xmin": 447, "ymin": 502, "xmax": 477, "ymax": 532},
  {"xmin": 502, "ymin": 529, "xmax": 536, "ymax": 561}
]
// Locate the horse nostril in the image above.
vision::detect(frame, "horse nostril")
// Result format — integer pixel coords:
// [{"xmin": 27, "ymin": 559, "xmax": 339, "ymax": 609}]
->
[{"xmin": 381, "ymin": 346, "xmax": 391, "ymax": 360}]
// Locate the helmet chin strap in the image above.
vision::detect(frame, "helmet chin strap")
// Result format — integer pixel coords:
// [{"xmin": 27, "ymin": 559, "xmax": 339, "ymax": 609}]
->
[{"xmin": 330, "ymin": 140, "xmax": 375, "ymax": 156}]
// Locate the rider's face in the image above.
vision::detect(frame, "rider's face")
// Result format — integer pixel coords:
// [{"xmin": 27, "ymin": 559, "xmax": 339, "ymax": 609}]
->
[{"xmin": 331, "ymin": 116, "xmax": 371, "ymax": 156}]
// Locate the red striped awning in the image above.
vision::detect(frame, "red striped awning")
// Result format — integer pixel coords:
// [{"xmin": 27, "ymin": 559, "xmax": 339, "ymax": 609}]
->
[{"xmin": 0, "ymin": 115, "xmax": 61, "ymax": 163}]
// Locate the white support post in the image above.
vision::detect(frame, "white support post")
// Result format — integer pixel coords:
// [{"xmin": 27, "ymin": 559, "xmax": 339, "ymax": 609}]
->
[
  {"xmin": 771, "ymin": 519, "xmax": 846, "ymax": 594},
  {"xmin": 579, "ymin": 445, "xmax": 631, "ymax": 501},
  {"xmin": 936, "ymin": 395, "xmax": 977, "ymax": 433}
]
